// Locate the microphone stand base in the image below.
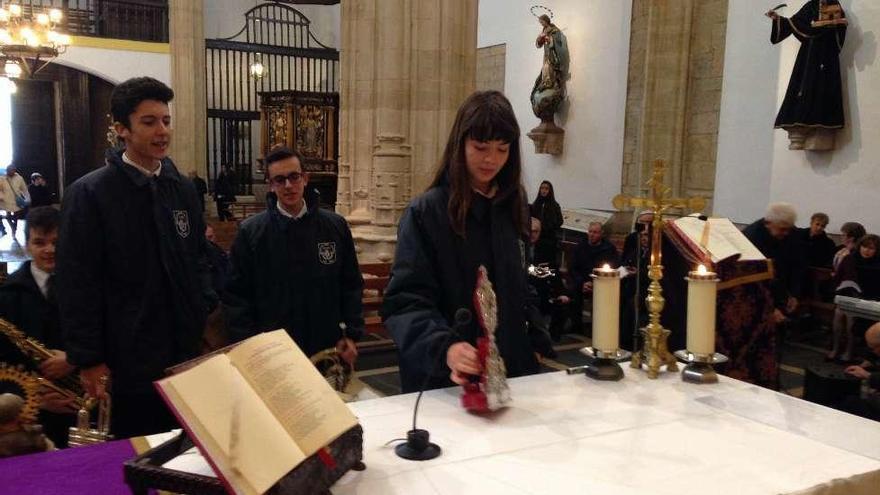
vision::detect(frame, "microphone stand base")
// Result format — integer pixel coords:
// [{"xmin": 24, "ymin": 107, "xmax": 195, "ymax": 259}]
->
[{"xmin": 394, "ymin": 429, "xmax": 442, "ymax": 461}]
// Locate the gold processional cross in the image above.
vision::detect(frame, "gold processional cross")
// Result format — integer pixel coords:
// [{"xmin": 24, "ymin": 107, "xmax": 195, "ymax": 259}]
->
[{"xmin": 612, "ymin": 160, "xmax": 706, "ymax": 378}]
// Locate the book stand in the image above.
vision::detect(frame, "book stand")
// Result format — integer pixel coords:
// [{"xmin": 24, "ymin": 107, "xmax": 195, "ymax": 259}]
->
[{"xmin": 124, "ymin": 424, "xmax": 365, "ymax": 495}]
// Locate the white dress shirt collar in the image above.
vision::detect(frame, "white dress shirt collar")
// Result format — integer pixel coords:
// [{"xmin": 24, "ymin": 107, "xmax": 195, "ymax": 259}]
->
[
  {"xmin": 277, "ymin": 199, "xmax": 308, "ymax": 220},
  {"xmin": 122, "ymin": 152, "xmax": 162, "ymax": 177},
  {"xmin": 30, "ymin": 263, "xmax": 51, "ymax": 299}
]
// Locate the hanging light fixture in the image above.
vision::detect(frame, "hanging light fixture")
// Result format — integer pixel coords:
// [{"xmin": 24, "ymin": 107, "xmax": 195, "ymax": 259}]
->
[
  {"xmin": 0, "ymin": 2, "xmax": 71, "ymax": 79},
  {"xmin": 246, "ymin": 0, "xmax": 265, "ymax": 81},
  {"xmin": 250, "ymin": 54, "xmax": 266, "ymax": 80}
]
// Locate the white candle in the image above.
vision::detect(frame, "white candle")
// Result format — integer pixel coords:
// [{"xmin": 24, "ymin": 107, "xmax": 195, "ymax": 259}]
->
[
  {"xmin": 686, "ymin": 264, "xmax": 719, "ymax": 356},
  {"xmin": 591, "ymin": 264, "xmax": 620, "ymax": 353}
]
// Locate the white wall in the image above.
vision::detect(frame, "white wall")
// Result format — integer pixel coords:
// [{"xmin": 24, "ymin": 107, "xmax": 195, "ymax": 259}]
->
[
  {"xmin": 55, "ymin": 45, "xmax": 170, "ymax": 85},
  {"xmin": 715, "ymin": 0, "xmax": 880, "ymax": 233},
  {"xmin": 478, "ymin": 0, "xmax": 632, "ymax": 211},
  {"xmin": 204, "ymin": 0, "xmax": 339, "ymax": 48}
]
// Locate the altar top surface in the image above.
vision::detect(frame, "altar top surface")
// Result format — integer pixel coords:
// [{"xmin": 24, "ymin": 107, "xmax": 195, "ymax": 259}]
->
[{"xmin": 335, "ymin": 365, "xmax": 880, "ymax": 495}]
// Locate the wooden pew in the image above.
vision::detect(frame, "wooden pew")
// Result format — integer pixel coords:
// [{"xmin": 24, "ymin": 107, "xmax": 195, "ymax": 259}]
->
[{"xmin": 359, "ymin": 262, "xmax": 395, "ymax": 353}]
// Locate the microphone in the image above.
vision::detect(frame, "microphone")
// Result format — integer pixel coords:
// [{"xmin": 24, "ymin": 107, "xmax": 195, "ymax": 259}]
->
[{"xmin": 394, "ymin": 308, "xmax": 472, "ymax": 461}]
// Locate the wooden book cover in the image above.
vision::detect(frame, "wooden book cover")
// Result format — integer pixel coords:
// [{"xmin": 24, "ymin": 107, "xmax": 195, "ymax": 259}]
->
[{"xmin": 155, "ymin": 330, "xmax": 358, "ymax": 495}]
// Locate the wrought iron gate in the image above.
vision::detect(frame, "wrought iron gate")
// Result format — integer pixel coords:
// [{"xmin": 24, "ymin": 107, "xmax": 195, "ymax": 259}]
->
[{"xmin": 205, "ymin": 1, "xmax": 338, "ymax": 196}]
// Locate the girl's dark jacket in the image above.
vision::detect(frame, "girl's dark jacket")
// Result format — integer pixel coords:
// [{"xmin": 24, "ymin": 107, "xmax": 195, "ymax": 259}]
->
[{"xmin": 382, "ymin": 182, "xmax": 540, "ymax": 393}]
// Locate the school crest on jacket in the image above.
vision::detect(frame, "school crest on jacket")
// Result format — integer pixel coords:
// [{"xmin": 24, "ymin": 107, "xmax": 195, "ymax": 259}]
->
[
  {"xmin": 318, "ymin": 241, "xmax": 337, "ymax": 265},
  {"xmin": 173, "ymin": 210, "xmax": 190, "ymax": 238}
]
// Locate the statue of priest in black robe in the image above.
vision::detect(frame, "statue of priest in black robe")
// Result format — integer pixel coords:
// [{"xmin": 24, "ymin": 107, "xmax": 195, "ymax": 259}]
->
[{"xmin": 767, "ymin": 0, "xmax": 847, "ymax": 151}]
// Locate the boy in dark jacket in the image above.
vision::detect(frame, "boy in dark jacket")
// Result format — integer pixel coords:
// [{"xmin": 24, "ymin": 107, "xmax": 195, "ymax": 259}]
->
[
  {"xmin": 223, "ymin": 146, "xmax": 363, "ymax": 365},
  {"xmin": 56, "ymin": 77, "xmax": 216, "ymax": 439},
  {"xmin": 0, "ymin": 207, "xmax": 76, "ymax": 446}
]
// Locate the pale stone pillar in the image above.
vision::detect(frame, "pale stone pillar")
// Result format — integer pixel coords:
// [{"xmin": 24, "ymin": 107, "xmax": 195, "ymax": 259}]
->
[
  {"xmin": 338, "ymin": 0, "xmax": 477, "ymax": 262},
  {"xmin": 621, "ymin": 0, "xmax": 728, "ymax": 207},
  {"xmin": 168, "ymin": 0, "xmax": 206, "ymax": 177}
]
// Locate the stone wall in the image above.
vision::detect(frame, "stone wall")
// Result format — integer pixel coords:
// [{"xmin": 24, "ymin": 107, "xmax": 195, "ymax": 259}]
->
[
  {"xmin": 621, "ymin": 0, "xmax": 648, "ymax": 197},
  {"xmin": 621, "ymin": 0, "xmax": 728, "ymax": 208},
  {"xmin": 682, "ymin": 0, "xmax": 728, "ymax": 205},
  {"xmin": 476, "ymin": 43, "xmax": 506, "ymax": 93},
  {"xmin": 338, "ymin": 0, "xmax": 477, "ymax": 262}
]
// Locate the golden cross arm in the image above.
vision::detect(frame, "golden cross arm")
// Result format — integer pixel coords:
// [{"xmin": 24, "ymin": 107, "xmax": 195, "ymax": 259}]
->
[{"xmin": 612, "ymin": 193, "xmax": 705, "ymax": 213}]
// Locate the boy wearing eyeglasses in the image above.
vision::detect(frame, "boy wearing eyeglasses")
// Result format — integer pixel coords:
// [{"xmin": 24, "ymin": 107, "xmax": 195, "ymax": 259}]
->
[{"xmin": 223, "ymin": 146, "xmax": 364, "ymax": 367}]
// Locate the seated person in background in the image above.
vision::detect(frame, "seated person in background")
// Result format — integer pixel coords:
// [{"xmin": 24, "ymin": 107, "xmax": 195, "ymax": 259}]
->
[
  {"xmin": 833, "ymin": 222, "xmax": 866, "ymax": 274},
  {"xmin": 620, "ymin": 221, "xmax": 651, "ymax": 351},
  {"xmin": 527, "ymin": 217, "xmax": 570, "ymax": 344},
  {"xmin": 743, "ymin": 202, "xmax": 807, "ymax": 324},
  {"xmin": 828, "ymin": 222, "xmax": 867, "ymax": 360},
  {"xmin": 834, "ymin": 234, "xmax": 880, "ymax": 298},
  {"xmin": 621, "ymin": 211, "xmax": 652, "ymax": 263},
  {"xmin": 842, "ymin": 322, "xmax": 880, "ymax": 421},
  {"xmin": 223, "ymin": 146, "xmax": 363, "ymax": 366},
  {"xmin": 0, "ymin": 207, "xmax": 76, "ymax": 447},
  {"xmin": 570, "ymin": 221, "xmax": 619, "ymax": 332},
  {"xmin": 830, "ymin": 235, "xmax": 880, "ymax": 362},
  {"xmin": 801, "ymin": 212, "xmax": 837, "ymax": 268}
]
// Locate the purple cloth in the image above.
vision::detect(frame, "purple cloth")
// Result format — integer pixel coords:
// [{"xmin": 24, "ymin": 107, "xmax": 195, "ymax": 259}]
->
[{"xmin": 0, "ymin": 439, "xmax": 139, "ymax": 495}]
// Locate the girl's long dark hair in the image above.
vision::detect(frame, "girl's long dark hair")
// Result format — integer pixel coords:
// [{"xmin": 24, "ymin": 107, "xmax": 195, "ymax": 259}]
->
[{"xmin": 428, "ymin": 90, "xmax": 525, "ymax": 237}]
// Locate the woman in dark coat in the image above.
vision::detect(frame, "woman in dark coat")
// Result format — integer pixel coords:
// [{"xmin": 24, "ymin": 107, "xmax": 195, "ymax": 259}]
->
[
  {"xmin": 830, "ymin": 234, "xmax": 880, "ymax": 362},
  {"xmin": 382, "ymin": 91, "xmax": 540, "ymax": 393},
  {"xmin": 529, "ymin": 180, "xmax": 563, "ymax": 267}
]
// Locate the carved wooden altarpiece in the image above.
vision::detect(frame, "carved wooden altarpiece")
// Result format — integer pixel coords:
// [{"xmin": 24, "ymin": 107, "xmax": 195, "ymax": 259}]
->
[{"xmin": 259, "ymin": 91, "xmax": 339, "ymax": 208}]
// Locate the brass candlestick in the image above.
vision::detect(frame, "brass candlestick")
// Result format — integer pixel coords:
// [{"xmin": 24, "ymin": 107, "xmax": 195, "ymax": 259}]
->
[{"xmin": 613, "ymin": 160, "xmax": 705, "ymax": 378}]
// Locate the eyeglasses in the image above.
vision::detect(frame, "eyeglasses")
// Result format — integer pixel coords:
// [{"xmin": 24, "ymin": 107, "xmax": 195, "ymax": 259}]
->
[{"xmin": 269, "ymin": 172, "xmax": 304, "ymax": 186}]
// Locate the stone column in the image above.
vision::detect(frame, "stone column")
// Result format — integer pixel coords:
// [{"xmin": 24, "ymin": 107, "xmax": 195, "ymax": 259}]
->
[
  {"xmin": 168, "ymin": 0, "xmax": 206, "ymax": 177},
  {"xmin": 338, "ymin": 0, "xmax": 477, "ymax": 262},
  {"xmin": 621, "ymin": 0, "xmax": 728, "ymax": 206}
]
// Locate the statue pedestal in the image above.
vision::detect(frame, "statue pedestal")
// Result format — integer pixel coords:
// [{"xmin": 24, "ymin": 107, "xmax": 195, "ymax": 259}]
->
[
  {"xmin": 785, "ymin": 126, "xmax": 836, "ymax": 151},
  {"xmin": 527, "ymin": 120, "xmax": 565, "ymax": 155}
]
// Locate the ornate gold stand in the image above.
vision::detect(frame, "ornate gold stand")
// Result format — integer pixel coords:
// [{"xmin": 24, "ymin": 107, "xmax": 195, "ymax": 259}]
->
[
  {"xmin": 630, "ymin": 263, "xmax": 679, "ymax": 377},
  {"xmin": 68, "ymin": 394, "xmax": 113, "ymax": 447},
  {"xmin": 613, "ymin": 160, "xmax": 705, "ymax": 378}
]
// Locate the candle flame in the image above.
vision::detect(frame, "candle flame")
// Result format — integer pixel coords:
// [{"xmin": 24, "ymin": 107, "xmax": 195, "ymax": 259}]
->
[
  {"xmin": 697, "ymin": 264, "xmax": 708, "ymax": 275},
  {"xmin": 602, "ymin": 263, "xmax": 611, "ymax": 271}
]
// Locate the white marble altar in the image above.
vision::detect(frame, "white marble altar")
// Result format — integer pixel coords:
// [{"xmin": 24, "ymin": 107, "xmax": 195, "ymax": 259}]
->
[{"xmin": 333, "ymin": 366, "xmax": 880, "ymax": 495}]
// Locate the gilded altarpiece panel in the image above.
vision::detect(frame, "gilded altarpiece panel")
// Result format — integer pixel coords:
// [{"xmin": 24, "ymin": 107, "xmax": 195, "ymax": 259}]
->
[{"xmin": 260, "ymin": 91, "xmax": 339, "ymax": 208}]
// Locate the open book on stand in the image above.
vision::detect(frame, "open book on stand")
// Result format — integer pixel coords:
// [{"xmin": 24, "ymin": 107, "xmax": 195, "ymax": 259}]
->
[
  {"xmin": 153, "ymin": 330, "xmax": 360, "ymax": 495},
  {"xmin": 667, "ymin": 216, "xmax": 766, "ymax": 266}
]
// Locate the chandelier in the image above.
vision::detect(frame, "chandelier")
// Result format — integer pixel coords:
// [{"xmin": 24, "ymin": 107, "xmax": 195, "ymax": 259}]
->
[{"xmin": 0, "ymin": 2, "xmax": 71, "ymax": 79}]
